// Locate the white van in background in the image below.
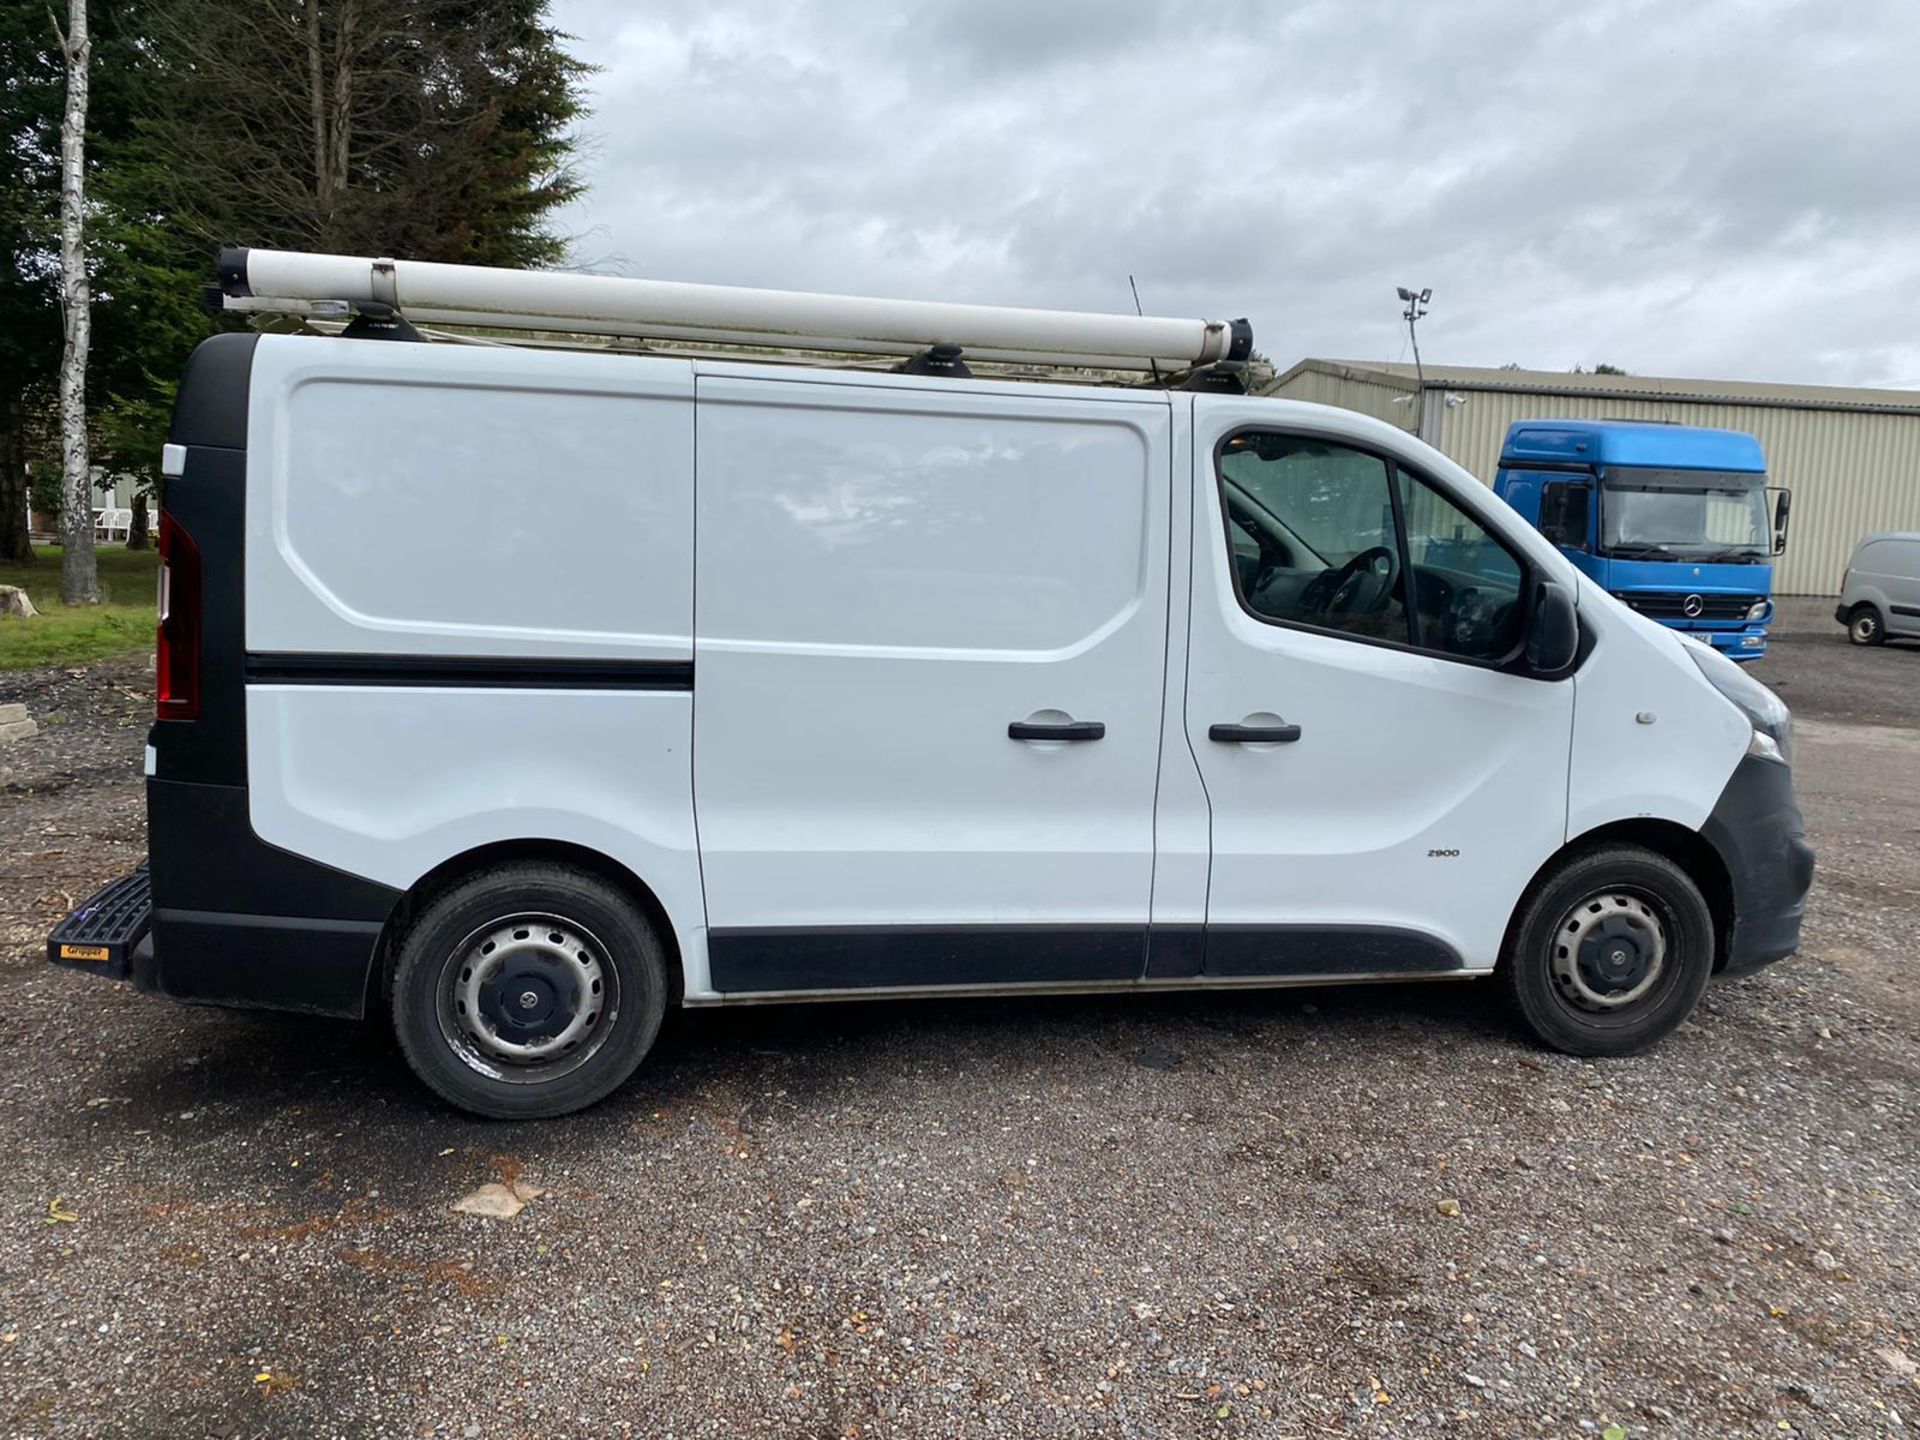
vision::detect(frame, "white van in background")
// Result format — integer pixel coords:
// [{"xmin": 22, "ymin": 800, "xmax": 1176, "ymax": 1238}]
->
[
  {"xmin": 1837, "ymin": 532, "xmax": 1920, "ymax": 645},
  {"xmin": 49, "ymin": 250, "xmax": 1814, "ymax": 1118}
]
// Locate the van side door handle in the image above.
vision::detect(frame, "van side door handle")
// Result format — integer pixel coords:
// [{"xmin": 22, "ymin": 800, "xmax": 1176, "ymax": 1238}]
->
[
  {"xmin": 1209, "ymin": 722, "xmax": 1302, "ymax": 744},
  {"xmin": 1008, "ymin": 720, "xmax": 1105, "ymax": 741}
]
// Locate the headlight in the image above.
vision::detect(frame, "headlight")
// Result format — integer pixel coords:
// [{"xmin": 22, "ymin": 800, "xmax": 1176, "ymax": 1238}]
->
[
  {"xmin": 1746, "ymin": 599, "xmax": 1771, "ymax": 622},
  {"xmin": 1687, "ymin": 642, "xmax": 1792, "ymax": 764}
]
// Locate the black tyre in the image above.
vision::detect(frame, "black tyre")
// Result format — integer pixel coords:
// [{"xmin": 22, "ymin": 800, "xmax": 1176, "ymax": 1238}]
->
[
  {"xmin": 1498, "ymin": 844, "xmax": 1714, "ymax": 1057},
  {"xmin": 1847, "ymin": 604, "xmax": 1886, "ymax": 646},
  {"xmin": 389, "ymin": 862, "xmax": 668, "ymax": 1119}
]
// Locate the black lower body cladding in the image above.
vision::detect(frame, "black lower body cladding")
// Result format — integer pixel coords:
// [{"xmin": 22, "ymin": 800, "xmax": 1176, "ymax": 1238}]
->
[
  {"xmin": 1701, "ymin": 755, "xmax": 1815, "ymax": 975},
  {"xmin": 144, "ymin": 775, "xmax": 401, "ymax": 1015}
]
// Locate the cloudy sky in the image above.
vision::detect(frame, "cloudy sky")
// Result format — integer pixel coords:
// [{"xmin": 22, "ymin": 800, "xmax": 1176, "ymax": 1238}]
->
[{"xmin": 550, "ymin": 0, "xmax": 1920, "ymax": 389}]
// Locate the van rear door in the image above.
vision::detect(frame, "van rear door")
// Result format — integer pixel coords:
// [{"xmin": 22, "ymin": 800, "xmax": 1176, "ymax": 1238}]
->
[{"xmin": 692, "ymin": 372, "xmax": 1173, "ymax": 994}]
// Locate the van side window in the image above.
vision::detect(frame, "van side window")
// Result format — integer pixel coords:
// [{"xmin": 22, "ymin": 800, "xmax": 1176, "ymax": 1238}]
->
[
  {"xmin": 1216, "ymin": 433, "xmax": 1410, "ymax": 644},
  {"xmin": 1396, "ymin": 470, "xmax": 1526, "ymax": 661},
  {"xmin": 1216, "ymin": 430, "xmax": 1530, "ymax": 665}
]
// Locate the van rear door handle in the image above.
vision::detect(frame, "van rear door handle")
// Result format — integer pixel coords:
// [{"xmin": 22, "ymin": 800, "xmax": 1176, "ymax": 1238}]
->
[
  {"xmin": 1209, "ymin": 722, "xmax": 1302, "ymax": 744},
  {"xmin": 1008, "ymin": 720, "xmax": 1105, "ymax": 741}
]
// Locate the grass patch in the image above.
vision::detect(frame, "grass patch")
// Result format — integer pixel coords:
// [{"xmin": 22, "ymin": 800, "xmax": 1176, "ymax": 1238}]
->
[{"xmin": 0, "ymin": 545, "xmax": 159, "ymax": 670}]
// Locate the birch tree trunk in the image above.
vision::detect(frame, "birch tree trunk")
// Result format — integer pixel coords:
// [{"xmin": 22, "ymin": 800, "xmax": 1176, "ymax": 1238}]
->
[{"xmin": 54, "ymin": 0, "xmax": 98, "ymax": 605}]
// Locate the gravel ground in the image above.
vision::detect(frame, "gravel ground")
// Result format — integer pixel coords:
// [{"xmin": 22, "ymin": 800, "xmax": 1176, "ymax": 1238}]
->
[{"xmin": 0, "ymin": 604, "xmax": 1916, "ymax": 1439}]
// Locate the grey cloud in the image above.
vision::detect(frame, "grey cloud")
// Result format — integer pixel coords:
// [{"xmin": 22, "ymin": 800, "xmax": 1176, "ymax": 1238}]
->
[{"xmin": 553, "ymin": 0, "xmax": 1920, "ymax": 386}]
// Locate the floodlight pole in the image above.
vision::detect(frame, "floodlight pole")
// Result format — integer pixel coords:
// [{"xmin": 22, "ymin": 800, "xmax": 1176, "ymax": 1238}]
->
[{"xmin": 1397, "ymin": 286, "xmax": 1432, "ymax": 437}]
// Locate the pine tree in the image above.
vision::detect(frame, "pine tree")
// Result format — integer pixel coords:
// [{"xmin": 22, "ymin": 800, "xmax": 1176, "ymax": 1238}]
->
[
  {"xmin": 0, "ymin": 4, "xmax": 65, "ymax": 562},
  {"xmin": 2, "ymin": 0, "xmax": 594, "ymax": 553},
  {"xmin": 133, "ymin": 0, "xmax": 591, "ymax": 265}
]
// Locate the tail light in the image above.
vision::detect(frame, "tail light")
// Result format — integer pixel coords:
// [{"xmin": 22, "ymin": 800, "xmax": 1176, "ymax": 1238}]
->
[{"xmin": 156, "ymin": 512, "xmax": 201, "ymax": 720}]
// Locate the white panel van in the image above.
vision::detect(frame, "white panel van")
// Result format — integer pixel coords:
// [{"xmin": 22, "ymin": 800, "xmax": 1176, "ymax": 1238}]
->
[{"xmin": 48, "ymin": 255, "xmax": 1815, "ymax": 1118}]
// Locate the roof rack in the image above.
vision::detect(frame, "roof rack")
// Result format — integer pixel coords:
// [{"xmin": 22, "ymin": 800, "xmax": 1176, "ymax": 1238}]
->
[{"xmin": 212, "ymin": 246, "xmax": 1253, "ymax": 378}]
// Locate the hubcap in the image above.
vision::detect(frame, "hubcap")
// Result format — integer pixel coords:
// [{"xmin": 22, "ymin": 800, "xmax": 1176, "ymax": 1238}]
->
[
  {"xmin": 1549, "ymin": 892, "xmax": 1667, "ymax": 1012},
  {"xmin": 436, "ymin": 913, "xmax": 618, "ymax": 1083}
]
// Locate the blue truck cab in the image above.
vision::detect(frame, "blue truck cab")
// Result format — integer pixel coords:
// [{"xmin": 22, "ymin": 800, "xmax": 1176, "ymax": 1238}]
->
[{"xmin": 1492, "ymin": 419, "xmax": 1790, "ymax": 661}]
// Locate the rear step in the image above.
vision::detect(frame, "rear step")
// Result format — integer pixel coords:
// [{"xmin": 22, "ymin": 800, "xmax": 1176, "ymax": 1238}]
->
[{"xmin": 48, "ymin": 863, "xmax": 152, "ymax": 982}]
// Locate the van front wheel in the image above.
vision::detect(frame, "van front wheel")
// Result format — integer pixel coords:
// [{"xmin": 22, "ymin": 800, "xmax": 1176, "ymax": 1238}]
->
[
  {"xmin": 1499, "ymin": 845, "xmax": 1714, "ymax": 1057},
  {"xmin": 389, "ymin": 862, "xmax": 668, "ymax": 1118}
]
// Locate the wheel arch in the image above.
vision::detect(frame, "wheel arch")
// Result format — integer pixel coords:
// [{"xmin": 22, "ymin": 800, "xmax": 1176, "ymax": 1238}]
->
[
  {"xmin": 1518, "ymin": 819, "xmax": 1736, "ymax": 973},
  {"xmin": 1846, "ymin": 599, "xmax": 1885, "ymax": 640},
  {"xmin": 366, "ymin": 839, "xmax": 689, "ymax": 1014}
]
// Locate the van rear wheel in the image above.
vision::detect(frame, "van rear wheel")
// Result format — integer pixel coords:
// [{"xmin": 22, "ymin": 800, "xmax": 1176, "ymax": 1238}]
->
[
  {"xmin": 1847, "ymin": 604, "xmax": 1885, "ymax": 646},
  {"xmin": 1499, "ymin": 845, "xmax": 1714, "ymax": 1057},
  {"xmin": 389, "ymin": 862, "xmax": 667, "ymax": 1118}
]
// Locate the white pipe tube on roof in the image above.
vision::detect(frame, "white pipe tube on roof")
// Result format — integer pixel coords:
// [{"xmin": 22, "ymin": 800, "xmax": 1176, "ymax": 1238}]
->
[
  {"xmin": 222, "ymin": 295, "xmax": 1183, "ymax": 370},
  {"xmin": 220, "ymin": 247, "xmax": 1250, "ymax": 367}
]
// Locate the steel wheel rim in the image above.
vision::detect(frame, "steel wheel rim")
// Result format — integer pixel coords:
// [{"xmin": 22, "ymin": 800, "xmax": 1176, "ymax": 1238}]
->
[
  {"xmin": 434, "ymin": 912, "xmax": 620, "ymax": 1085},
  {"xmin": 1853, "ymin": 613, "xmax": 1878, "ymax": 641},
  {"xmin": 1549, "ymin": 890, "xmax": 1668, "ymax": 1014}
]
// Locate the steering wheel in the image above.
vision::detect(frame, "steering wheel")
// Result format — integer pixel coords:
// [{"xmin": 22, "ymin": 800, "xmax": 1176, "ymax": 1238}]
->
[
  {"xmin": 1445, "ymin": 587, "xmax": 1520, "ymax": 657},
  {"xmin": 1310, "ymin": 544, "xmax": 1400, "ymax": 617}
]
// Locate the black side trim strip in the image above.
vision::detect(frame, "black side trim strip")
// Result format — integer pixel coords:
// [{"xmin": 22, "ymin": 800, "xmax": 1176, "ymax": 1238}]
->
[
  {"xmin": 708, "ymin": 923, "xmax": 1467, "ymax": 993},
  {"xmin": 1891, "ymin": 603, "xmax": 1920, "ymax": 618},
  {"xmin": 246, "ymin": 654, "xmax": 695, "ymax": 690},
  {"xmin": 710, "ymin": 925, "xmax": 1148, "ymax": 992},
  {"xmin": 1202, "ymin": 925, "xmax": 1463, "ymax": 978},
  {"xmin": 1144, "ymin": 923, "xmax": 1204, "ymax": 979}
]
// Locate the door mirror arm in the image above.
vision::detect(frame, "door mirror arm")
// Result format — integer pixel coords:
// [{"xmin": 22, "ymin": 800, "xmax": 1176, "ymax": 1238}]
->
[{"xmin": 1524, "ymin": 579, "xmax": 1580, "ymax": 679}]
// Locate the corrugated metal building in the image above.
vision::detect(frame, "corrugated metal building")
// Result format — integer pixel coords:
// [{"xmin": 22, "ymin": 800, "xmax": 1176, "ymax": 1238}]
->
[{"xmin": 1266, "ymin": 360, "xmax": 1920, "ymax": 595}]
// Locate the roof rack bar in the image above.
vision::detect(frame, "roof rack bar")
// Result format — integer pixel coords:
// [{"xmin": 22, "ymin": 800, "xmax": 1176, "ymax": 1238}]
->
[
  {"xmin": 223, "ymin": 294, "xmax": 1193, "ymax": 371},
  {"xmin": 217, "ymin": 246, "xmax": 1252, "ymax": 369}
]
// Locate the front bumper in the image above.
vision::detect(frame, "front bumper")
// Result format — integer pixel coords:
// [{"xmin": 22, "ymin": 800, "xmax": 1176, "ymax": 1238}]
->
[{"xmin": 1701, "ymin": 755, "xmax": 1815, "ymax": 975}]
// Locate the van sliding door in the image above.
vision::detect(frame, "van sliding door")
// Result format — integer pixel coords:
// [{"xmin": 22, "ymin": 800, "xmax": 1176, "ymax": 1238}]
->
[{"xmin": 692, "ymin": 375, "xmax": 1173, "ymax": 995}]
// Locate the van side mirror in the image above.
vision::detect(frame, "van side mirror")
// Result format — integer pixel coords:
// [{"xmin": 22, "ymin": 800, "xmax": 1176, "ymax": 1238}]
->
[
  {"xmin": 1525, "ymin": 581, "xmax": 1579, "ymax": 678},
  {"xmin": 1770, "ymin": 487, "xmax": 1791, "ymax": 555}
]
